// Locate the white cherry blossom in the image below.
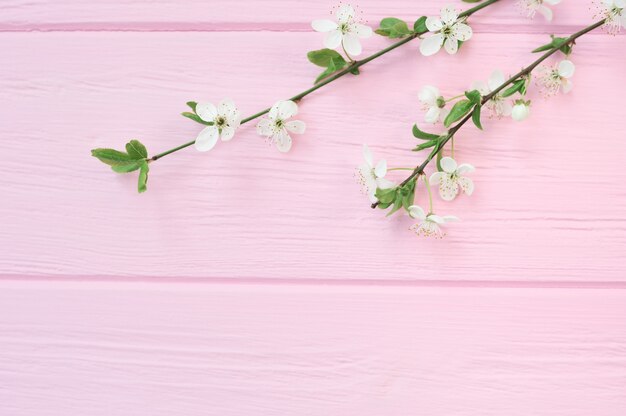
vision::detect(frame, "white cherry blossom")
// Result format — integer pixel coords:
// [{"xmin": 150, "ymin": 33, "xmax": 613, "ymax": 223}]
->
[
  {"xmin": 419, "ymin": 85, "xmax": 448, "ymax": 124},
  {"xmin": 429, "ymin": 157, "xmax": 475, "ymax": 201},
  {"xmin": 256, "ymin": 100, "xmax": 305, "ymax": 153},
  {"xmin": 599, "ymin": 0, "xmax": 626, "ymax": 34},
  {"xmin": 356, "ymin": 144, "xmax": 394, "ymax": 203},
  {"xmin": 511, "ymin": 100, "xmax": 531, "ymax": 121},
  {"xmin": 516, "ymin": 0, "xmax": 562, "ymax": 22},
  {"xmin": 408, "ymin": 205, "xmax": 459, "ymax": 238},
  {"xmin": 472, "ymin": 70, "xmax": 513, "ymax": 118},
  {"xmin": 420, "ymin": 5, "xmax": 473, "ymax": 56},
  {"xmin": 312, "ymin": 4, "xmax": 373, "ymax": 57},
  {"xmin": 537, "ymin": 59, "xmax": 575, "ymax": 96},
  {"xmin": 194, "ymin": 99, "xmax": 241, "ymax": 152}
]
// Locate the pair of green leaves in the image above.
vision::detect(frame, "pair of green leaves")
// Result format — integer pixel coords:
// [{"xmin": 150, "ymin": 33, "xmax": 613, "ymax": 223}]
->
[
  {"xmin": 375, "ymin": 178, "xmax": 417, "ymax": 216},
  {"xmin": 376, "ymin": 16, "xmax": 428, "ymax": 39},
  {"xmin": 91, "ymin": 139, "xmax": 150, "ymax": 193},
  {"xmin": 532, "ymin": 35, "xmax": 572, "ymax": 56},
  {"xmin": 181, "ymin": 101, "xmax": 213, "ymax": 126},
  {"xmin": 307, "ymin": 49, "xmax": 359, "ymax": 84},
  {"xmin": 443, "ymin": 89, "xmax": 483, "ymax": 129},
  {"xmin": 412, "ymin": 125, "xmax": 444, "ymax": 152}
]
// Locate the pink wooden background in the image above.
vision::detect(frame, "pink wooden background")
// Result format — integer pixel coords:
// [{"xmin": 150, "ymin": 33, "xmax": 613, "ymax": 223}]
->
[{"xmin": 1, "ymin": 0, "xmax": 626, "ymax": 414}]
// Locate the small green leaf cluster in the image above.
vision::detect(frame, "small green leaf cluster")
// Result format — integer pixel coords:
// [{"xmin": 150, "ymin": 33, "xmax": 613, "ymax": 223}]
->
[
  {"xmin": 181, "ymin": 101, "xmax": 214, "ymax": 125},
  {"xmin": 376, "ymin": 16, "xmax": 428, "ymax": 39},
  {"xmin": 443, "ymin": 89, "xmax": 483, "ymax": 129},
  {"xmin": 307, "ymin": 49, "xmax": 359, "ymax": 84},
  {"xmin": 411, "ymin": 124, "xmax": 446, "ymax": 152},
  {"xmin": 532, "ymin": 35, "xmax": 572, "ymax": 56},
  {"xmin": 91, "ymin": 139, "xmax": 150, "ymax": 193},
  {"xmin": 502, "ymin": 78, "xmax": 528, "ymax": 97},
  {"xmin": 375, "ymin": 177, "xmax": 417, "ymax": 216}
]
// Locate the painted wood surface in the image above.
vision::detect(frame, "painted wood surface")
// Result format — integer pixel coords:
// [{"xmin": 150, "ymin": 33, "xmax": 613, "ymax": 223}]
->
[
  {"xmin": 2, "ymin": 281, "xmax": 626, "ymax": 416},
  {"xmin": 1, "ymin": 1, "xmax": 626, "ymax": 414}
]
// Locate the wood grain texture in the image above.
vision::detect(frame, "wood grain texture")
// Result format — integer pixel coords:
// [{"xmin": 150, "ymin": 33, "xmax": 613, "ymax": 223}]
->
[
  {"xmin": 1, "ymin": 280, "xmax": 626, "ymax": 416},
  {"xmin": 0, "ymin": 0, "xmax": 599, "ymax": 32},
  {"xmin": 1, "ymin": 29, "xmax": 625, "ymax": 280}
]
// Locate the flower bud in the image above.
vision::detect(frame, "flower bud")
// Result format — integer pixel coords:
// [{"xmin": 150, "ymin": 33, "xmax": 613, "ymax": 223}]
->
[{"xmin": 511, "ymin": 100, "xmax": 531, "ymax": 121}]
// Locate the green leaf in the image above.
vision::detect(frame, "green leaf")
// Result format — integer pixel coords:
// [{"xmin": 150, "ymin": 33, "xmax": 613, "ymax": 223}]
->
[
  {"xmin": 125, "ymin": 139, "xmax": 148, "ymax": 160},
  {"xmin": 377, "ymin": 201, "xmax": 392, "ymax": 209},
  {"xmin": 471, "ymin": 105, "xmax": 483, "ymax": 130},
  {"xmin": 111, "ymin": 160, "xmax": 143, "ymax": 173},
  {"xmin": 375, "ymin": 187, "xmax": 397, "ymax": 204},
  {"xmin": 375, "ymin": 18, "xmax": 411, "ymax": 38},
  {"xmin": 307, "ymin": 49, "xmax": 346, "ymax": 67},
  {"xmin": 386, "ymin": 192, "xmax": 404, "ymax": 216},
  {"xmin": 444, "ymin": 99, "xmax": 474, "ymax": 127},
  {"xmin": 91, "ymin": 148, "xmax": 133, "ymax": 167},
  {"xmin": 186, "ymin": 101, "xmax": 198, "ymax": 112},
  {"xmin": 532, "ymin": 36, "xmax": 571, "ymax": 55},
  {"xmin": 436, "ymin": 148, "xmax": 444, "ymax": 172},
  {"xmin": 137, "ymin": 162, "xmax": 149, "ymax": 193},
  {"xmin": 413, "ymin": 140, "xmax": 437, "ymax": 151},
  {"xmin": 413, "ymin": 16, "xmax": 428, "ymax": 33},
  {"xmin": 412, "ymin": 124, "xmax": 441, "ymax": 141},
  {"xmin": 464, "ymin": 89, "xmax": 482, "ymax": 105},
  {"xmin": 349, "ymin": 67, "xmax": 360, "ymax": 76},
  {"xmin": 501, "ymin": 79, "xmax": 525, "ymax": 97},
  {"xmin": 462, "ymin": 0, "xmax": 483, "ymax": 3},
  {"xmin": 182, "ymin": 111, "xmax": 212, "ymax": 125}
]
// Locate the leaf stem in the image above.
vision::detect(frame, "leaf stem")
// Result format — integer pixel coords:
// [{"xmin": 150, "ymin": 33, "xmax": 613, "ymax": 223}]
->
[
  {"xmin": 388, "ymin": 167, "xmax": 415, "ymax": 171},
  {"xmin": 423, "ymin": 174, "xmax": 434, "ymax": 214},
  {"xmin": 371, "ymin": 18, "xmax": 606, "ymax": 209},
  {"xmin": 149, "ymin": 0, "xmax": 501, "ymax": 162}
]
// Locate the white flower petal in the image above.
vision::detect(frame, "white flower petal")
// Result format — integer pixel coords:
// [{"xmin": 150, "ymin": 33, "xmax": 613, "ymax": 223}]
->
[
  {"xmin": 354, "ymin": 23, "xmax": 373, "ymax": 38},
  {"xmin": 336, "ymin": 4, "xmax": 355, "ymax": 23},
  {"xmin": 444, "ymin": 36, "xmax": 459, "ymax": 55},
  {"xmin": 500, "ymin": 100, "xmax": 513, "ymax": 117},
  {"xmin": 419, "ymin": 85, "xmax": 439, "ymax": 106},
  {"xmin": 277, "ymin": 100, "xmax": 298, "ymax": 119},
  {"xmin": 537, "ymin": 5, "xmax": 553, "ymax": 21},
  {"xmin": 285, "ymin": 120, "xmax": 306, "ymax": 134},
  {"xmin": 472, "ymin": 80, "xmax": 490, "ymax": 95},
  {"xmin": 377, "ymin": 177, "xmax": 395, "ymax": 189},
  {"xmin": 440, "ymin": 156, "xmax": 457, "ymax": 173},
  {"xmin": 194, "ymin": 126, "xmax": 219, "ymax": 152},
  {"xmin": 419, "ymin": 33, "xmax": 444, "ymax": 56},
  {"xmin": 256, "ymin": 118, "xmax": 273, "ymax": 136},
  {"xmin": 440, "ymin": 6, "xmax": 458, "ymax": 25},
  {"xmin": 217, "ymin": 98, "xmax": 236, "ymax": 115},
  {"xmin": 452, "ymin": 22, "xmax": 473, "ymax": 41},
  {"xmin": 442, "ymin": 215, "xmax": 460, "ymax": 223},
  {"xmin": 456, "ymin": 163, "xmax": 475, "ymax": 174},
  {"xmin": 544, "ymin": 0, "xmax": 562, "ymax": 5},
  {"xmin": 324, "ymin": 29, "xmax": 343, "ymax": 50},
  {"xmin": 430, "ymin": 171, "xmax": 443, "ymax": 185},
  {"xmin": 195, "ymin": 102, "xmax": 217, "ymax": 122},
  {"xmin": 458, "ymin": 176, "xmax": 474, "ymax": 196},
  {"xmin": 374, "ymin": 159, "xmax": 387, "ymax": 178},
  {"xmin": 558, "ymin": 60, "xmax": 575, "ymax": 78},
  {"xmin": 488, "ymin": 70, "xmax": 506, "ymax": 91},
  {"xmin": 274, "ymin": 130, "xmax": 293, "ymax": 153},
  {"xmin": 362, "ymin": 144, "xmax": 373, "ymax": 167},
  {"xmin": 342, "ymin": 33, "xmax": 363, "ymax": 56},
  {"xmin": 428, "ymin": 214, "xmax": 445, "ymax": 224},
  {"xmin": 311, "ymin": 19, "xmax": 338, "ymax": 33},
  {"xmin": 439, "ymin": 176, "xmax": 459, "ymax": 201},
  {"xmin": 424, "ymin": 106, "xmax": 441, "ymax": 124},
  {"xmin": 562, "ymin": 78, "xmax": 573, "ymax": 94},
  {"xmin": 408, "ymin": 205, "xmax": 426, "ymax": 220},
  {"xmin": 220, "ymin": 126, "xmax": 236, "ymax": 141},
  {"xmin": 425, "ymin": 17, "xmax": 443, "ymax": 32}
]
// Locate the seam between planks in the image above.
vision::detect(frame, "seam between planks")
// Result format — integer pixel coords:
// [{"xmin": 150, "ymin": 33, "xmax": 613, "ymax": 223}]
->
[{"xmin": 2, "ymin": 275, "xmax": 626, "ymax": 289}]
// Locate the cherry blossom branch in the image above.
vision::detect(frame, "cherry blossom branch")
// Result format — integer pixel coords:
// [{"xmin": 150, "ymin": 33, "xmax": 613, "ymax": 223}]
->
[
  {"xmin": 149, "ymin": 0, "xmax": 501, "ymax": 162},
  {"xmin": 371, "ymin": 17, "xmax": 606, "ymax": 209}
]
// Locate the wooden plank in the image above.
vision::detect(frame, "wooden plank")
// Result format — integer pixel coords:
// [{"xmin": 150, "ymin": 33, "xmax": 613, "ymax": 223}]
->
[
  {"xmin": 1, "ymin": 31, "xmax": 625, "ymax": 281},
  {"xmin": 1, "ymin": 280, "xmax": 625, "ymax": 415},
  {"xmin": 0, "ymin": 0, "xmax": 598, "ymax": 32}
]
